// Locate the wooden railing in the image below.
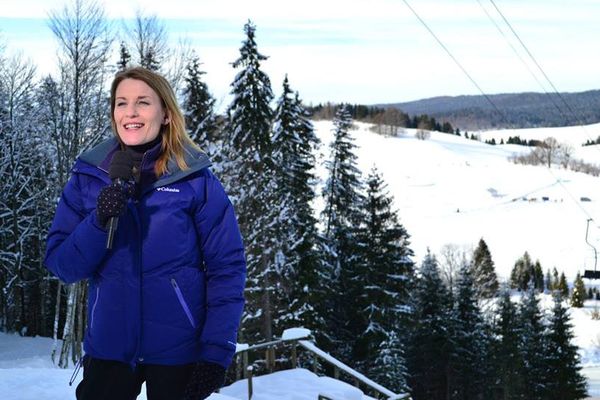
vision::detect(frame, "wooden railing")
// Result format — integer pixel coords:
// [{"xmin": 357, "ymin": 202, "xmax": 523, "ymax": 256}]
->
[{"xmin": 232, "ymin": 333, "xmax": 411, "ymax": 400}]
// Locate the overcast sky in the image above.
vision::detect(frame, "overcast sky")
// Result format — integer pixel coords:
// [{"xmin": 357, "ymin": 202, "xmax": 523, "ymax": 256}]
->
[{"xmin": 1, "ymin": 0, "xmax": 599, "ymax": 107}]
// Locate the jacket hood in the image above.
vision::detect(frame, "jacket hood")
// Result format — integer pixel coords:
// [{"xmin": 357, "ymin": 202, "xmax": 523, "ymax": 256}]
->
[{"xmin": 78, "ymin": 137, "xmax": 212, "ymax": 188}]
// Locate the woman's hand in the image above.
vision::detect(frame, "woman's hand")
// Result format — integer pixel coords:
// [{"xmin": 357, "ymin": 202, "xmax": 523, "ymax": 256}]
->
[
  {"xmin": 183, "ymin": 361, "xmax": 226, "ymax": 400},
  {"xmin": 96, "ymin": 183, "xmax": 129, "ymax": 228}
]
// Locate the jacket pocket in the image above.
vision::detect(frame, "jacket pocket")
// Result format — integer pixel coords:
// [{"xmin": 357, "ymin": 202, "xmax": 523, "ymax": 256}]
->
[
  {"xmin": 170, "ymin": 278, "xmax": 196, "ymax": 329},
  {"xmin": 90, "ymin": 286, "xmax": 100, "ymax": 330}
]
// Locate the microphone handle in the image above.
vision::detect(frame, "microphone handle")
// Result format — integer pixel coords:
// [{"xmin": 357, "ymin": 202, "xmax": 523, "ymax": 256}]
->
[
  {"xmin": 106, "ymin": 216, "xmax": 119, "ymax": 249},
  {"xmin": 105, "ymin": 178, "xmax": 125, "ymax": 250}
]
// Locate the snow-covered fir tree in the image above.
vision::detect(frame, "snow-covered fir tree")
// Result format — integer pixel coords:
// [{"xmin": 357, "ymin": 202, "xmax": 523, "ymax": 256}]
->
[
  {"xmin": 517, "ymin": 286, "xmax": 548, "ymax": 400},
  {"xmin": 320, "ymin": 106, "xmax": 364, "ymax": 358},
  {"xmin": 116, "ymin": 41, "xmax": 131, "ymax": 71},
  {"xmin": 470, "ymin": 238, "xmax": 499, "ymax": 299},
  {"xmin": 372, "ymin": 330, "xmax": 409, "ymax": 394},
  {"xmin": 571, "ymin": 272, "xmax": 586, "ymax": 308},
  {"xmin": 224, "ymin": 20, "xmax": 273, "ymax": 156},
  {"xmin": 351, "ymin": 166, "xmax": 414, "ymax": 371},
  {"xmin": 220, "ymin": 21, "xmax": 284, "ymax": 354},
  {"xmin": 450, "ymin": 263, "xmax": 491, "ymax": 399},
  {"xmin": 491, "ymin": 288, "xmax": 524, "ymax": 400},
  {"xmin": 181, "ymin": 53, "xmax": 218, "ymax": 155},
  {"xmin": 270, "ymin": 76, "xmax": 325, "ymax": 340},
  {"xmin": 407, "ymin": 250, "xmax": 453, "ymax": 400},
  {"xmin": 510, "ymin": 251, "xmax": 543, "ymax": 291},
  {"xmin": 544, "ymin": 292, "xmax": 587, "ymax": 399}
]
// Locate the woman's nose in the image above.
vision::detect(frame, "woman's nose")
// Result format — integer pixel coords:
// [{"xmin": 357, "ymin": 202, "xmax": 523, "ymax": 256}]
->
[{"xmin": 125, "ymin": 104, "xmax": 139, "ymax": 117}]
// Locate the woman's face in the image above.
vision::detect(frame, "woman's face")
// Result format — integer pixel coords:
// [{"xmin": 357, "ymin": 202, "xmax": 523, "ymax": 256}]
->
[{"xmin": 113, "ymin": 78, "xmax": 168, "ymax": 146}]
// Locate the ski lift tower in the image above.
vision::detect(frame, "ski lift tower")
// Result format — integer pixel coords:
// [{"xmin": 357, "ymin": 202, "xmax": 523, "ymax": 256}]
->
[{"xmin": 584, "ymin": 218, "xmax": 600, "ymax": 279}]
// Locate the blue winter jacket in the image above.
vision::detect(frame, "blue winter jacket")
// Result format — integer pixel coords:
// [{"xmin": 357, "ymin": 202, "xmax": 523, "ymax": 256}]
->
[{"xmin": 45, "ymin": 138, "xmax": 246, "ymax": 369}]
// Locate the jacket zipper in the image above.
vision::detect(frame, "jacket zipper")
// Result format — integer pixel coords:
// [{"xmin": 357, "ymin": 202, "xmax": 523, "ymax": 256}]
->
[
  {"xmin": 170, "ymin": 278, "xmax": 196, "ymax": 328},
  {"xmin": 90, "ymin": 286, "xmax": 100, "ymax": 329}
]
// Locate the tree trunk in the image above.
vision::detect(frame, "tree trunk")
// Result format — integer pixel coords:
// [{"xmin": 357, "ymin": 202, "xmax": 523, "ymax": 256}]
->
[{"xmin": 51, "ymin": 280, "xmax": 62, "ymax": 364}]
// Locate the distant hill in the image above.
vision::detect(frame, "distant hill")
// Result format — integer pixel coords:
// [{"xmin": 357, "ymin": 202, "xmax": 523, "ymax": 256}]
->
[{"xmin": 380, "ymin": 90, "xmax": 600, "ymax": 131}]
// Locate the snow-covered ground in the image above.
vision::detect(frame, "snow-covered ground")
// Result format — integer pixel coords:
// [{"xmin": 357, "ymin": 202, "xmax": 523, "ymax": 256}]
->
[
  {"xmin": 313, "ymin": 121, "xmax": 600, "ymax": 281},
  {"xmin": 0, "ymin": 332, "xmax": 378, "ymax": 400}
]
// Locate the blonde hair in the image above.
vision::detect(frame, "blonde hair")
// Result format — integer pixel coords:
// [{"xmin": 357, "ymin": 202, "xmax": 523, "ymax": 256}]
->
[{"xmin": 110, "ymin": 67, "xmax": 200, "ymax": 176}]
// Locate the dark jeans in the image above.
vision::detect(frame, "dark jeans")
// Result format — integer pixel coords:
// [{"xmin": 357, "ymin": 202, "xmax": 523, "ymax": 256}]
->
[{"xmin": 76, "ymin": 356, "xmax": 195, "ymax": 400}]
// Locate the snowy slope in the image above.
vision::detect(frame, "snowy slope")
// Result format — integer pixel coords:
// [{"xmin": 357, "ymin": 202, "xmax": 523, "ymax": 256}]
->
[{"xmin": 314, "ymin": 120, "xmax": 600, "ymax": 280}]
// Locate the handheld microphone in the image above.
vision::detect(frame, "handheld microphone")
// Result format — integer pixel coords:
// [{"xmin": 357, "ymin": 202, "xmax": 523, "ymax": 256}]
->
[{"xmin": 106, "ymin": 151, "xmax": 134, "ymax": 249}]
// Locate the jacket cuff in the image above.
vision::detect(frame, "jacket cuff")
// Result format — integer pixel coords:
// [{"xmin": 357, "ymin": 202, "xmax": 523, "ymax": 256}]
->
[{"xmin": 199, "ymin": 343, "xmax": 235, "ymax": 369}]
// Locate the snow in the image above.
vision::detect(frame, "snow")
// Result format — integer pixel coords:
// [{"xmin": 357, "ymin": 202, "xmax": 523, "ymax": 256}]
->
[
  {"xmin": 297, "ymin": 340, "xmax": 405, "ymax": 398},
  {"xmin": 313, "ymin": 121, "xmax": 600, "ymax": 281},
  {"xmin": 281, "ymin": 327, "xmax": 311, "ymax": 341},
  {"xmin": 220, "ymin": 368, "xmax": 372, "ymax": 400},
  {"xmin": 0, "ymin": 332, "xmax": 378, "ymax": 400}
]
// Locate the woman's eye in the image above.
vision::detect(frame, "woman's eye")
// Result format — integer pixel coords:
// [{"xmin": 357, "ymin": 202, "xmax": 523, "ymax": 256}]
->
[
  {"xmin": 139, "ymin": 101, "xmax": 150, "ymax": 106},
  {"xmin": 116, "ymin": 102, "xmax": 126, "ymax": 107}
]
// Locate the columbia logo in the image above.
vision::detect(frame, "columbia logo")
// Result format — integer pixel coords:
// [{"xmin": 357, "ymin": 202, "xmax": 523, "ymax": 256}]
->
[{"xmin": 157, "ymin": 187, "xmax": 180, "ymax": 193}]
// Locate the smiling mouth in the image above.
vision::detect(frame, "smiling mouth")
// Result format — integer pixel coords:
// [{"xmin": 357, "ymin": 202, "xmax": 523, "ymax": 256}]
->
[{"xmin": 124, "ymin": 123, "xmax": 144, "ymax": 129}]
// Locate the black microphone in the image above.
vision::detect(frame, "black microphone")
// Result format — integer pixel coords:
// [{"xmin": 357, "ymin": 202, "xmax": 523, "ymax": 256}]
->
[{"xmin": 106, "ymin": 151, "xmax": 133, "ymax": 249}]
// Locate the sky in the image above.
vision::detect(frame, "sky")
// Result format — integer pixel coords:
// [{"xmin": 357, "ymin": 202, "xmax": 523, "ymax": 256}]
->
[{"xmin": 1, "ymin": 0, "xmax": 600, "ymax": 106}]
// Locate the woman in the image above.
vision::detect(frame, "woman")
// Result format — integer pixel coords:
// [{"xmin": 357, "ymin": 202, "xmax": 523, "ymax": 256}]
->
[{"xmin": 45, "ymin": 67, "xmax": 246, "ymax": 400}]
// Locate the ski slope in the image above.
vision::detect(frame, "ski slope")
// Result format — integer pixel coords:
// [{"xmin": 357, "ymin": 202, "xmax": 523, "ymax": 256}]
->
[{"xmin": 313, "ymin": 120, "xmax": 600, "ymax": 280}]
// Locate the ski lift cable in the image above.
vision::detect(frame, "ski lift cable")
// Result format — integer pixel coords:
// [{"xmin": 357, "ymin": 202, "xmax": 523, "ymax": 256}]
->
[
  {"xmin": 474, "ymin": 0, "xmax": 567, "ymax": 120},
  {"xmin": 486, "ymin": 0, "xmax": 600, "ymax": 152},
  {"xmin": 399, "ymin": 0, "xmax": 509, "ymax": 122},
  {"xmin": 400, "ymin": 0, "xmax": 600, "ymax": 228}
]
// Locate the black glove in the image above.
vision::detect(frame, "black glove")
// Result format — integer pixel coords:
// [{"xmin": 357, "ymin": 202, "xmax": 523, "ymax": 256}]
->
[
  {"xmin": 96, "ymin": 183, "xmax": 129, "ymax": 228},
  {"xmin": 183, "ymin": 362, "xmax": 226, "ymax": 400}
]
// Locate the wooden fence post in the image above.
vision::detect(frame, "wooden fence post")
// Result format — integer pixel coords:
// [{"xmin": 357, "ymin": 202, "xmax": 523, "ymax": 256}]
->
[
  {"xmin": 247, "ymin": 366, "xmax": 253, "ymax": 400},
  {"xmin": 291, "ymin": 343, "xmax": 297, "ymax": 368}
]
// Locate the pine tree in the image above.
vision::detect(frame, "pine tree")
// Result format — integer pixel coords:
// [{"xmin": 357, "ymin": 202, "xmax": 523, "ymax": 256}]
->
[
  {"xmin": 571, "ymin": 272, "xmax": 586, "ymax": 308},
  {"xmin": 517, "ymin": 287, "xmax": 548, "ymax": 400},
  {"xmin": 372, "ymin": 330, "xmax": 409, "ymax": 394},
  {"xmin": 470, "ymin": 238, "xmax": 499, "ymax": 299},
  {"xmin": 352, "ymin": 166, "xmax": 414, "ymax": 370},
  {"xmin": 510, "ymin": 252, "xmax": 543, "ymax": 291},
  {"xmin": 407, "ymin": 251, "xmax": 453, "ymax": 400},
  {"xmin": 552, "ymin": 267, "xmax": 560, "ymax": 290},
  {"xmin": 545, "ymin": 269, "xmax": 552, "ymax": 292},
  {"xmin": 181, "ymin": 53, "xmax": 218, "ymax": 153},
  {"xmin": 511, "ymin": 252, "xmax": 533, "ymax": 290},
  {"xmin": 545, "ymin": 292, "xmax": 587, "ymax": 399},
  {"xmin": 270, "ymin": 76, "xmax": 325, "ymax": 340},
  {"xmin": 533, "ymin": 260, "xmax": 544, "ymax": 291},
  {"xmin": 492, "ymin": 288, "xmax": 524, "ymax": 400},
  {"xmin": 450, "ymin": 264, "xmax": 490, "ymax": 399},
  {"xmin": 225, "ymin": 20, "xmax": 273, "ymax": 157},
  {"xmin": 117, "ymin": 41, "xmax": 131, "ymax": 71},
  {"xmin": 320, "ymin": 106, "xmax": 364, "ymax": 359},
  {"xmin": 220, "ymin": 21, "xmax": 281, "ymax": 356},
  {"xmin": 558, "ymin": 272, "xmax": 569, "ymax": 297}
]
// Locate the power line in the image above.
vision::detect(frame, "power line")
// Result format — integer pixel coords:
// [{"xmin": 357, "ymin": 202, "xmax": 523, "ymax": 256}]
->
[
  {"xmin": 474, "ymin": 0, "xmax": 567, "ymax": 120},
  {"xmin": 400, "ymin": 0, "xmax": 599, "ymax": 227},
  {"xmin": 399, "ymin": 0, "xmax": 508, "ymax": 122},
  {"xmin": 485, "ymin": 0, "xmax": 600, "ymax": 159},
  {"xmin": 487, "ymin": 0, "xmax": 596, "ymax": 131}
]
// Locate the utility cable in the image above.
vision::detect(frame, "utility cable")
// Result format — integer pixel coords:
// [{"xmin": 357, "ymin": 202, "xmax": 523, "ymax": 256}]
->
[
  {"xmin": 400, "ymin": 0, "xmax": 509, "ymax": 123},
  {"xmin": 487, "ymin": 0, "xmax": 600, "ymax": 148},
  {"xmin": 475, "ymin": 0, "xmax": 567, "ymax": 121},
  {"xmin": 400, "ymin": 0, "xmax": 600, "ymax": 228}
]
